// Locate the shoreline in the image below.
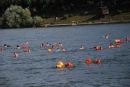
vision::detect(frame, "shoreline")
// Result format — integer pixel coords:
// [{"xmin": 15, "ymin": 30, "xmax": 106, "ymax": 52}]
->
[
  {"xmin": 0, "ymin": 21, "xmax": 130, "ymax": 29},
  {"xmin": 44, "ymin": 21, "xmax": 130, "ymax": 27}
]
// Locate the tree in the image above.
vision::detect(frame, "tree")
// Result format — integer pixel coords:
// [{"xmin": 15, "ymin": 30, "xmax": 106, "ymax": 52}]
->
[
  {"xmin": 2, "ymin": 5, "xmax": 31, "ymax": 28},
  {"xmin": 2, "ymin": 5, "xmax": 43, "ymax": 28}
]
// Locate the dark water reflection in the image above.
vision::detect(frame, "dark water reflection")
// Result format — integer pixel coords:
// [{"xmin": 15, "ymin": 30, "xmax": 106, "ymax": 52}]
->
[{"xmin": 0, "ymin": 23, "xmax": 130, "ymax": 87}]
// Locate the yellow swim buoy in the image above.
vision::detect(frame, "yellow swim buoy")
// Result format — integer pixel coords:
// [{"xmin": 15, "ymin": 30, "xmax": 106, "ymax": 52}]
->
[{"xmin": 56, "ymin": 61, "xmax": 64, "ymax": 68}]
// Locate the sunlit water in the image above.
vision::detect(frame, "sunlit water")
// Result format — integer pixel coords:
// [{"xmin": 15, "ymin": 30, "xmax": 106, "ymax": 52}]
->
[{"xmin": 0, "ymin": 23, "xmax": 130, "ymax": 87}]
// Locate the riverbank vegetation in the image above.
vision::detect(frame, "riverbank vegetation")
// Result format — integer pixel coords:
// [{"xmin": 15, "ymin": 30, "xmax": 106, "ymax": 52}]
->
[{"xmin": 0, "ymin": 0, "xmax": 130, "ymax": 28}]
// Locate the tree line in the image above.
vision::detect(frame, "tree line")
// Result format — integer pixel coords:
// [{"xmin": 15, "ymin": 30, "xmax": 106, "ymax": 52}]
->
[
  {"xmin": 0, "ymin": 0, "xmax": 129, "ymax": 28},
  {"xmin": 0, "ymin": 0, "xmax": 129, "ymax": 15}
]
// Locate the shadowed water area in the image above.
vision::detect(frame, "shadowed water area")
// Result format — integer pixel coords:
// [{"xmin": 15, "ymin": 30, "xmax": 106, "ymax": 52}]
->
[{"xmin": 0, "ymin": 23, "xmax": 130, "ymax": 87}]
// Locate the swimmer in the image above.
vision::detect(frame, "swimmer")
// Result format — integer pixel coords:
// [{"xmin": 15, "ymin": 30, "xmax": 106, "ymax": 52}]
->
[
  {"xmin": 94, "ymin": 46, "xmax": 99, "ymax": 49},
  {"xmin": 105, "ymin": 34, "xmax": 108, "ymax": 38},
  {"xmin": 4, "ymin": 44, "xmax": 10, "ymax": 47},
  {"xmin": 45, "ymin": 42, "xmax": 50, "ymax": 46},
  {"xmin": 115, "ymin": 44, "xmax": 120, "ymax": 48},
  {"xmin": 56, "ymin": 48, "xmax": 60, "ymax": 52},
  {"xmin": 80, "ymin": 45, "xmax": 84, "ymax": 50},
  {"xmin": 61, "ymin": 48, "xmax": 65, "ymax": 52},
  {"xmin": 52, "ymin": 43, "xmax": 57, "ymax": 49},
  {"xmin": 109, "ymin": 43, "xmax": 114, "ymax": 48},
  {"xmin": 126, "ymin": 37, "xmax": 129, "ymax": 42},
  {"xmin": 40, "ymin": 43, "xmax": 44, "ymax": 47},
  {"xmin": 26, "ymin": 42, "xmax": 29, "ymax": 45},
  {"xmin": 14, "ymin": 52, "xmax": 18, "ymax": 57},
  {"xmin": 96, "ymin": 47, "xmax": 102, "ymax": 50},
  {"xmin": 58, "ymin": 43, "xmax": 63, "ymax": 46},
  {"xmin": 16, "ymin": 45, "xmax": 20, "ymax": 49},
  {"xmin": 51, "ymin": 45, "xmax": 56, "ymax": 49}
]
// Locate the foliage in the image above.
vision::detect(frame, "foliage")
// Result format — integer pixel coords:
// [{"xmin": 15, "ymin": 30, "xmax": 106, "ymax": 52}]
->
[
  {"xmin": 0, "ymin": 0, "xmax": 104, "ymax": 14},
  {"xmin": 2, "ymin": 5, "xmax": 43, "ymax": 28},
  {"xmin": 63, "ymin": 14, "xmax": 69, "ymax": 19},
  {"xmin": 25, "ymin": 17, "xmax": 33, "ymax": 27},
  {"xmin": 2, "ymin": 5, "xmax": 31, "ymax": 28},
  {"xmin": 0, "ymin": 0, "xmax": 129, "ymax": 14},
  {"xmin": 117, "ymin": 10, "xmax": 122, "ymax": 14},
  {"xmin": 33, "ymin": 16, "xmax": 43, "ymax": 26}
]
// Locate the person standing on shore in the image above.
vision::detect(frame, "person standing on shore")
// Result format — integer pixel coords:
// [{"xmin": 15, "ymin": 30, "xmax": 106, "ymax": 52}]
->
[{"xmin": 54, "ymin": 17, "xmax": 58, "ymax": 22}]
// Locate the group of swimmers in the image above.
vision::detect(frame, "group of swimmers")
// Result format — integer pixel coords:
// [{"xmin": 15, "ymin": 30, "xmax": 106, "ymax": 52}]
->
[
  {"xmin": 40, "ymin": 42, "xmax": 65, "ymax": 53},
  {"xmin": 94, "ymin": 35, "xmax": 129, "ymax": 50},
  {"xmin": 0, "ymin": 36, "xmax": 129, "ymax": 68},
  {"xmin": 0, "ymin": 42, "xmax": 66, "ymax": 58}
]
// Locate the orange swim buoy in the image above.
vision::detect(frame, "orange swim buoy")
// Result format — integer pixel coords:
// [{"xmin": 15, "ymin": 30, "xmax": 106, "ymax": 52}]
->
[
  {"xmin": 84, "ymin": 58, "xmax": 91, "ymax": 64},
  {"xmin": 65, "ymin": 62, "xmax": 73, "ymax": 68},
  {"xmin": 93, "ymin": 59, "xmax": 100, "ymax": 64},
  {"xmin": 47, "ymin": 48, "xmax": 51, "ymax": 53},
  {"xmin": 24, "ymin": 49, "xmax": 30, "ymax": 52},
  {"xmin": 114, "ymin": 39, "xmax": 122, "ymax": 43}
]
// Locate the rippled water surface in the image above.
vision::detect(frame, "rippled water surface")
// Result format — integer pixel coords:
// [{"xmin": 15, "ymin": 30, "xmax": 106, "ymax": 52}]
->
[{"xmin": 0, "ymin": 23, "xmax": 130, "ymax": 87}]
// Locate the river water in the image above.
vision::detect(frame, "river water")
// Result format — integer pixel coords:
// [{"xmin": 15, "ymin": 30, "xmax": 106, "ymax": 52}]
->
[{"xmin": 0, "ymin": 23, "xmax": 130, "ymax": 87}]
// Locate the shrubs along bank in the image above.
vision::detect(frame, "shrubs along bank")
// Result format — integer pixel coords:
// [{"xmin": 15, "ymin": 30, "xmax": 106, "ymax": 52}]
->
[{"xmin": 2, "ymin": 5, "xmax": 43, "ymax": 28}]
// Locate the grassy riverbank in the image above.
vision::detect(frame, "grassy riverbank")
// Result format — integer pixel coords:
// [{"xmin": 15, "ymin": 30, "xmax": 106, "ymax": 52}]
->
[
  {"xmin": 43, "ymin": 11, "xmax": 130, "ymax": 25},
  {"xmin": 41, "ymin": 10, "xmax": 130, "ymax": 27}
]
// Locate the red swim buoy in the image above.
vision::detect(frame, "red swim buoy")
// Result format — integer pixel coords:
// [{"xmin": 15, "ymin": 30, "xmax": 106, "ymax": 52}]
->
[
  {"xmin": 117, "ymin": 40, "xmax": 122, "ymax": 43},
  {"xmin": 84, "ymin": 58, "xmax": 91, "ymax": 64},
  {"xmin": 65, "ymin": 62, "xmax": 73, "ymax": 68},
  {"xmin": 93, "ymin": 59, "xmax": 100, "ymax": 64},
  {"xmin": 22, "ymin": 45, "xmax": 26, "ymax": 48}
]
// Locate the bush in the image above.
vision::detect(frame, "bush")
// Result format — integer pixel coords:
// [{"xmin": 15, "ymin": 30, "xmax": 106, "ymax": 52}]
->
[
  {"xmin": 33, "ymin": 16, "xmax": 43, "ymax": 26},
  {"xmin": 2, "ymin": 5, "xmax": 31, "ymax": 28},
  {"xmin": 63, "ymin": 14, "xmax": 69, "ymax": 19},
  {"xmin": 26, "ymin": 17, "xmax": 33, "ymax": 27}
]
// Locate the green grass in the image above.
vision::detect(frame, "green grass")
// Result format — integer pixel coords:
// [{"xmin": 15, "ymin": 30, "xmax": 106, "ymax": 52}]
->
[
  {"xmin": 0, "ymin": 17, "xmax": 2, "ymax": 25},
  {"xmin": 43, "ymin": 12, "xmax": 130, "ymax": 25}
]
